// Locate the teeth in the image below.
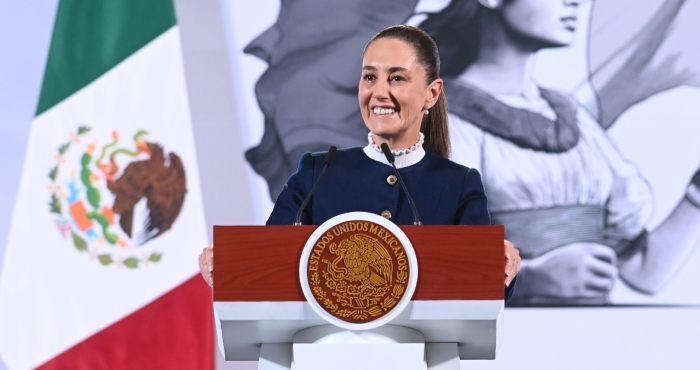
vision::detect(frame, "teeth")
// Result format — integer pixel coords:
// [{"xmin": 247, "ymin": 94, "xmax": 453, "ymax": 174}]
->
[{"xmin": 373, "ymin": 107, "xmax": 396, "ymax": 115}]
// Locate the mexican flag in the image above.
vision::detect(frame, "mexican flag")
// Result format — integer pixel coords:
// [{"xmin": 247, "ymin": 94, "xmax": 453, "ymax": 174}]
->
[{"xmin": 0, "ymin": 1, "xmax": 213, "ymax": 369}]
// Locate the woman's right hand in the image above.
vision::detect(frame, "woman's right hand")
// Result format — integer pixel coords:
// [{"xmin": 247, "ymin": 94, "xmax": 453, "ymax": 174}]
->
[
  {"xmin": 524, "ymin": 243, "xmax": 618, "ymax": 298},
  {"xmin": 198, "ymin": 244, "xmax": 214, "ymax": 287}
]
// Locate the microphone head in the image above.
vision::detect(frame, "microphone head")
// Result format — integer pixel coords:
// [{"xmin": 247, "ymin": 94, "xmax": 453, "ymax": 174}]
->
[
  {"xmin": 380, "ymin": 143, "xmax": 395, "ymax": 164},
  {"xmin": 324, "ymin": 146, "xmax": 338, "ymax": 166}
]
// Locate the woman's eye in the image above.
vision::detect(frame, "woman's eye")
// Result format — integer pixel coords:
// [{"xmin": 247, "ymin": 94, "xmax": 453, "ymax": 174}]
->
[
  {"xmin": 391, "ymin": 75, "xmax": 405, "ymax": 82},
  {"xmin": 363, "ymin": 74, "xmax": 376, "ymax": 82}
]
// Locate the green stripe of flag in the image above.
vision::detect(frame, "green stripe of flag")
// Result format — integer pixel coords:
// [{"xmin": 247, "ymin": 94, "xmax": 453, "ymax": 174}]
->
[{"xmin": 36, "ymin": 0, "xmax": 176, "ymax": 116}]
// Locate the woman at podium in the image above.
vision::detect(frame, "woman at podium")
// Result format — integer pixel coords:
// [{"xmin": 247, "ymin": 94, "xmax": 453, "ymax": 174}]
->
[{"xmin": 199, "ymin": 25, "xmax": 520, "ymax": 300}]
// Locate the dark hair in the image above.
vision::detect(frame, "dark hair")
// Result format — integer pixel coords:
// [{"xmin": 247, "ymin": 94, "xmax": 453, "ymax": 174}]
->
[
  {"xmin": 364, "ymin": 25, "xmax": 451, "ymax": 159},
  {"xmin": 419, "ymin": 0, "xmax": 483, "ymax": 78}
]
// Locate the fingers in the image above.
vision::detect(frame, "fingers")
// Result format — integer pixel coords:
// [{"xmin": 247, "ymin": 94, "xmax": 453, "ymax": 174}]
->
[
  {"xmin": 198, "ymin": 244, "xmax": 214, "ymax": 287},
  {"xmin": 504, "ymin": 239, "xmax": 515, "ymax": 260},
  {"xmin": 505, "ymin": 258, "xmax": 519, "ymax": 286},
  {"xmin": 505, "ymin": 256, "xmax": 519, "ymax": 278},
  {"xmin": 580, "ymin": 243, "xmax": 618, "ymax": 265},
  {"xmin": 579, "ymin": 251, "xmax": 617, "ymax": 295},
  {"xmin": 587, "ymin": 255, "xmax": 618, "ymax": 279},
  {"xmin": 504, "ymin": 239, "xmax": 521, "ymax": 287},
  {"xmin": 585, "ymin": 274, "xmax": 616, "ymax": 294},
  {"xmin": 579, "ymin": 254, "xmax": 617, "ymax": 295}
]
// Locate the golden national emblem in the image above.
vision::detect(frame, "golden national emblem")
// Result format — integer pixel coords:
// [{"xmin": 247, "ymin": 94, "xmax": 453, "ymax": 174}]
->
[{"xmin": 305, "ymin": 220, "xmax": 410, "ymax": 324}]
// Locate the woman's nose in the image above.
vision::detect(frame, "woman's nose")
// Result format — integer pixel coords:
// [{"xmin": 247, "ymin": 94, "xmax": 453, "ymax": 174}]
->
[{"xmin": 373, "ymin": 78, "xmax": 390, "ymax": 99}]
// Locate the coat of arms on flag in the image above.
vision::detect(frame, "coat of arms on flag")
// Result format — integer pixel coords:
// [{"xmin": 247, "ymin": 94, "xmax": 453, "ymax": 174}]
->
[{"xmin": 48, "ymin": 125, "xmax": 186, "ymax": 269}]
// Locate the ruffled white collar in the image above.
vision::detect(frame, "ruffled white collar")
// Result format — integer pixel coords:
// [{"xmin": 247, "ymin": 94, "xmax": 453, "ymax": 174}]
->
[{"xmin": 363, "ymin": 132, "xmax": 425, "ymax": 169}]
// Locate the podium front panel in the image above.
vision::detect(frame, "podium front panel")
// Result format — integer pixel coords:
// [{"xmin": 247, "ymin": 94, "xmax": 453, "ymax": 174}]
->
[{"xmin": 214, "ymin": 225, "xmax": 504, "ymax": 302}]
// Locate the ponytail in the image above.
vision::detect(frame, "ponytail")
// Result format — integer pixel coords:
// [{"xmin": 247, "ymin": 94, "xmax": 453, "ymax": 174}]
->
[{"xmin": 422, "ymin": 90, "xmax": 450, "ymax": 158}]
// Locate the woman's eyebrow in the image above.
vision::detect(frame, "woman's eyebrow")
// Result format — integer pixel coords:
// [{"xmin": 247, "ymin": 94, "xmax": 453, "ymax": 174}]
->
[
  {"xmin": 361, "ymin": 66, "xmax": 410, "ymax": 73},
  {"xmin": 388, "ymin": 67, "xmax": 410, "ymax": 73}
]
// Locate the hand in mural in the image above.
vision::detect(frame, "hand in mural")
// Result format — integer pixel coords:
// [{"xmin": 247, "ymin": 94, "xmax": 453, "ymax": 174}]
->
[
  {"xmin": 198, "ymin": 244, "xmax": 214, "ymax": 287},
  {"xmin": 522, "ymin": 243, "xmax": 618, "ymax": 299}
]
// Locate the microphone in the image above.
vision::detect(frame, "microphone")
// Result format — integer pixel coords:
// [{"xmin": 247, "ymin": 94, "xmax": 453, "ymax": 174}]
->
[
  {"xmin": 380, "ymin": 143, "xmax": 421, "ymax": 226},
  {"xmin": 294, "ymin": 146, "xmax": 338, "ymax": 225}
]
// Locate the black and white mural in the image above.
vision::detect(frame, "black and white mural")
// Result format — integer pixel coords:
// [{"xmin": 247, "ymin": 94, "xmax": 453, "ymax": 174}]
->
[{"xmin": 226, "ymin": 0, "xmax": 700, "ymax": 308}]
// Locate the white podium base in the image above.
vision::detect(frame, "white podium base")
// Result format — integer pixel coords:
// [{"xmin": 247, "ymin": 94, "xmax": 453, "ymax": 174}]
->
[
  {"xmin": 294, "ymin": 325, "xmax": 425, "ymax": 370},
  {"xmin": 257, "ymin": 325, "xmax": 460, "ymax": 370},
  {"xmin": 425, "ymin": 343, "xmax": 460, "ymax": 370},
  {"xmin": 216, "ymin": 300, "xmax": 503, "ymax": 361},
  {"xmin": 259, "ymin": 343, "xmax": 293, "ymax": 370}
]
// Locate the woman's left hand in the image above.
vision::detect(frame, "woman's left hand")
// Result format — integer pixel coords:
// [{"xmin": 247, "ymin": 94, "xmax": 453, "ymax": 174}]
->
[{"xmin": 505, "ymin": 239, "xmax": 520, "ymax": 287}]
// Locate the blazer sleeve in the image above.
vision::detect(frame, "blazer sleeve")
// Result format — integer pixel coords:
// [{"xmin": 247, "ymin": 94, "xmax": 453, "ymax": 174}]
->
[
  {"xmin": 266, "ymin": 153, "xmax": 315, "ymax": 225},
  {"xmin": 456, "ymin": 167, "xmax": 491, "ymax": 225}
]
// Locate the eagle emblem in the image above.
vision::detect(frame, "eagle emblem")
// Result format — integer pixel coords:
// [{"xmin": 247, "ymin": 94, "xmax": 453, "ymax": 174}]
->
[
  {"xmin": 47, "ymin": 126, "xmax": 187, "ymax": 269},
  {"xmin": 306, "ymin": 221, "xmax": 410, "ymax": 323},
  {"xmin": 326, "ymin": 235, "xmax": 393, "ymax": 289}
]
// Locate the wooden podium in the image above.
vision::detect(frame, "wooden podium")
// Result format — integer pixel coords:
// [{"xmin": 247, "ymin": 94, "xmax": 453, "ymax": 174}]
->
[{"xmin": 213, "ymin": 225, "xmax": 505, "ymax": 369}]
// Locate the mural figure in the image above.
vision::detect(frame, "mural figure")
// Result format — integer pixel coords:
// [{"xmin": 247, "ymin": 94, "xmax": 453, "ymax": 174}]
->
[{"xmin": 420, "ymin": 0, "xmax": 700, "ymax": 305}]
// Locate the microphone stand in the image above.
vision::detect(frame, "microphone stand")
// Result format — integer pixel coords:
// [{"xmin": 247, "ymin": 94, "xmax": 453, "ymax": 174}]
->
[
  {"xmin": 294, "ymin": 146, "xmax": 338, "ymax": 225},
  {"xmin": 380, "ymin": 143, "xmax": 421, "ymax": 226}
]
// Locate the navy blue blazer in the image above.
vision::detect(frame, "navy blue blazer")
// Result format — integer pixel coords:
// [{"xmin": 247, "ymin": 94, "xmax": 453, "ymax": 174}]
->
[
  {"xmin": 267, "ymin": 147, "xmax": 515, "ymax": 301},
  {"xmin": 267, "ymin": 147, "xmax": 490, "ymax": 226}
]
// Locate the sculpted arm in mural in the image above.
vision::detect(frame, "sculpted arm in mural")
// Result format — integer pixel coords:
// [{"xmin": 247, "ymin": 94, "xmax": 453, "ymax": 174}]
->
[
  {"xmin": 422, "ymin": 0, "xmax": 700, "ymax": 304},
  {"xmin": 581, "ymin": 0, "xmax": 700, "ymax": 292},
  {"xmin": 618, "ymin": 173, "xmax": 700, "ymax": 293}
]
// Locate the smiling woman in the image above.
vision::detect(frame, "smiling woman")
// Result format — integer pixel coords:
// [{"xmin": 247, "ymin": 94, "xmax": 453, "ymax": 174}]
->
[
  {"xmin": 199, "ymin": 25, "xmax": 521, "ymax": 300},
  {"xmin": 360, "ymin": 38, "xmax": 442, "ymax": 154},
  {"xmin": 359, "ymin": 28, "xmax": 449, "ymax": 158}
]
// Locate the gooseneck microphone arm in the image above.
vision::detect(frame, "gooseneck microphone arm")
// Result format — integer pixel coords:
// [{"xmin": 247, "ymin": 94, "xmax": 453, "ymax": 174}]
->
[
  {"xmin": 380, "ymin": 143, "xmax": 422, "ymax": 226},
  {"xmin": 294, "ymin": 146, "xmax": 338, "ymax": 225}
]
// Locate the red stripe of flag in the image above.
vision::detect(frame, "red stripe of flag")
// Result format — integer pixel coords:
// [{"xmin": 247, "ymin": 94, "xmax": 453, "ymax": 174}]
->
[{"xmin": 36, "ymin": 275, "xmax": 213, "ymax": 370}]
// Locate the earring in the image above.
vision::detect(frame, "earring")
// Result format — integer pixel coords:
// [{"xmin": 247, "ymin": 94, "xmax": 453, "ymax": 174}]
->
[{"xmin": 424, "ymin": 109, "xmax": 429, "ymax": 115}]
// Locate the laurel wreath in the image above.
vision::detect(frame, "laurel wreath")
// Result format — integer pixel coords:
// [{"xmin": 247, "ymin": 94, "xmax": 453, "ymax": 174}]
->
[
  {"xmin": 48, "ymin": 125, "xmax": 162, "ymax": 269},
  {"xmin": 311, "ymin": 267, "xmax": 408, "ymax": 321}
]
